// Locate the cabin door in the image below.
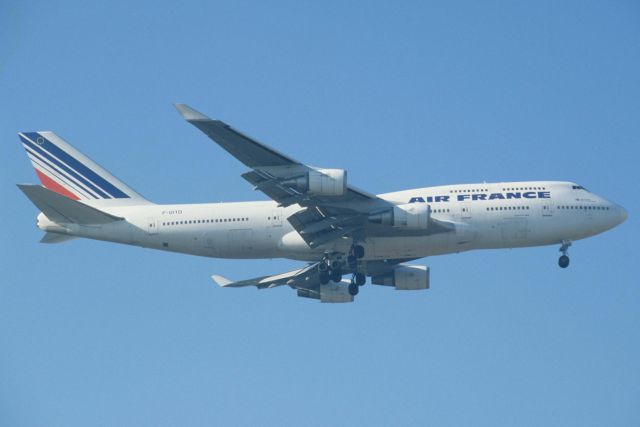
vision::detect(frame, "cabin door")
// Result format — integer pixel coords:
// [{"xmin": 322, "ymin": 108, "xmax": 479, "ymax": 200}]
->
[
  {"xmin": 269, "ymin": 208, "xmax": 283, "ymax": 227},
  {"xmin": 461, "ymin": 204, "xmax": 472, "ymax": 219},
  {"xmin": 146, "ymin": 217, "xmax": 158, "ymax": 235}
]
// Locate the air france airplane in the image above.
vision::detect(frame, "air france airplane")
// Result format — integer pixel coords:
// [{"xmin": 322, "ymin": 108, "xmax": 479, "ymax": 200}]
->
[{"xmin": 17, "ymin": 105, "xmax": 628, "ymax": 302}]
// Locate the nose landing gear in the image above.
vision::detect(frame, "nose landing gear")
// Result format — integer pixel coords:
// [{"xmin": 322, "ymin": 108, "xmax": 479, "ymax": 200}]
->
[
  {"xmin": 559, "ymin": 255, "xmax": 570, "ymax": 268},
  {"xmin": 558, "ymin": 240, "xmax": 571, "ymax": 268}
]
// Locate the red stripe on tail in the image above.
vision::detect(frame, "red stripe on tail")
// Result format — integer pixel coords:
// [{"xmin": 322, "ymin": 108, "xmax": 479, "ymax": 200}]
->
[{"xmin": 35, "ymin": 168, "xmax": 80, "ymax": 200}]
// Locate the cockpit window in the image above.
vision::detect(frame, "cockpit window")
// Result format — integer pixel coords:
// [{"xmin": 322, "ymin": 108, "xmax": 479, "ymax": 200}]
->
[{"xmin": 572, "ymin": 185, "xmax": 588, "ymax": 191}]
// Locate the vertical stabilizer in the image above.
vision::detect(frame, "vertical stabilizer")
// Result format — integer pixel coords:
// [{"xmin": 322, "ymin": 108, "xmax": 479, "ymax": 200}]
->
[{"xmin": 18, "ymin": 131, "xmax": 151, "ymax": 206}]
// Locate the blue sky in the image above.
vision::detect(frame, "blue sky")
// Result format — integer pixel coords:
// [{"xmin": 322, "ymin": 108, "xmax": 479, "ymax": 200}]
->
[{"xmin": 1, "ymin": 1, "xmax": 639, "ymax": 426}]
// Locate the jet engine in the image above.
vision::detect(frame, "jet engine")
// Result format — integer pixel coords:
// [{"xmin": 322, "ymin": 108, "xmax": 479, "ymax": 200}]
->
[
  {"xmin": 282, "ymin": 169, "xmax": 347, "ymax": 196},
  {"xmin": 297, "ymin": 280, "xmax": 354, "ymax": 303},
  {"xmin": 372, "ymin": 264, "xmax": 430, "ymax": 290},
  {"xmin": 368, "ymin": 203, "xmax": 430, "ymax": 229}
]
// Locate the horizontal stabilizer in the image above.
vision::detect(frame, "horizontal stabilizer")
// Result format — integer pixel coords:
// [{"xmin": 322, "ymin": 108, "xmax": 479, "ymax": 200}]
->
[
  {"xmin": 18, "ymin": 184, "xmax": 123, "ymax": 225},
  {"xmin": 40, "ymin": 232, "xmax": 77, "ymax": 244}
]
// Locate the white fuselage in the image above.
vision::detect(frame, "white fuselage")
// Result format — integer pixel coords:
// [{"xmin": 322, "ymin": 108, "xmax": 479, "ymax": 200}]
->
[{"xmin": 38, "ymin": 181, "xmax": 627, "ymax": 262}]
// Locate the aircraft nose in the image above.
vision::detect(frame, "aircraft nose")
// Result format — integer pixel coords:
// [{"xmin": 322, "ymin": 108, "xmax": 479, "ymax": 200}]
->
[{"xmin": 617, "ymin": 205, "xmax": 628, "ymax": 224}]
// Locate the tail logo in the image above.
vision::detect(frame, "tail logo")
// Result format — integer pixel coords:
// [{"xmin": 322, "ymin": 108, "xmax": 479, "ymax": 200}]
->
[{"xmin": 19, "ymin": 132, "xmax": 131, "ymax": 200}]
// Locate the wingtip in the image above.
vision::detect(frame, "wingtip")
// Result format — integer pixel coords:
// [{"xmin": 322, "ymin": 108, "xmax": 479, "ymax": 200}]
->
[
  {"xmin": 174, "ymin": 103, "xmax": 210, "ymax": 121},
  {"xmin": 211, "ymin": 275, "xmax": 234, "ymax": 287}
]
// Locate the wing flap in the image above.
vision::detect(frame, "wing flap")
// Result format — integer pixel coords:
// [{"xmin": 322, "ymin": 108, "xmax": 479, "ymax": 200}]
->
[
  {"xmin": 287, "ymin": 207, "xmax": 364, "ymax": 247},
  {"xmin": 241, "ymin": 170, "xmax": 304, "ymax": 205}
]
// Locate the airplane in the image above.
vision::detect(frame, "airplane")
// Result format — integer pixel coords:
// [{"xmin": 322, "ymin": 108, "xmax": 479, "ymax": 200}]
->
[{"xmin": 17, "ymin": 104, "xmax": 628, "ymax": 303}]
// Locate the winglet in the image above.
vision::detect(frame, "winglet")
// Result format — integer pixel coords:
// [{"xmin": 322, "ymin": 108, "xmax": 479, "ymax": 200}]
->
[
  {"xmin": 211, "ymin": 275, "xmax": 234, "ymax": 287},
  {"xmin": 174, "ymin": 104, "xmax": 210, "ymax": 121}
]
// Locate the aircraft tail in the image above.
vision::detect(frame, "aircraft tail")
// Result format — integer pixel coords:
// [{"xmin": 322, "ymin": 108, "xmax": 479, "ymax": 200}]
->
[{"xmin": 18, "ymin": 131, "xmax": 151, "ymax": 206}]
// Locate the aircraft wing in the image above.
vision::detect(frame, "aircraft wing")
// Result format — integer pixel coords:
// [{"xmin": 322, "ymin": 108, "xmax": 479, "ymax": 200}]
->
[
  {"xmin": 210, "ymin": 258, "xmax": 419, "ymax": 303},
  {"xmin": 175, "ymin": 104, "xmax": 380, "ymax": 206},
  {"xmin": 211, "ymin": 263, "xmax": 319, "ymax": 289},
  {"xmin": 175, "ymin": 104, "xmax": 454, "ymax": 247},
  {"xmin": 210, "ymin": 262, "xmax": 357, "ymax": 302}
]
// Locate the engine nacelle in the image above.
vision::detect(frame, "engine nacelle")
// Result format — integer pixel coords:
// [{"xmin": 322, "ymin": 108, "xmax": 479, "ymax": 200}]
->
[
  {"xmin": 297, "ymin": 280, "xmax": 354, "ymax": 303},
  {"xmin": 283, "ymin": 169, "xmax": 347, "ymax": 196},
  {"xmin": 369, "ymin": 203, "xmax": 430, "ymax": 229},
  {"xmin": 372, "ymin": 264, "xmax": 430, "ymax": 290}
]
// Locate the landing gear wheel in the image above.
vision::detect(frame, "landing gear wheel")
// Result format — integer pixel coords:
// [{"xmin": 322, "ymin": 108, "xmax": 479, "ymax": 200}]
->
[
  {"xmin": 319, "ymin": 271, "xmax": 330, "ymax": 284},
  {"xmin": 353, "ymin": 245, "xmax": 365, "ymax": 259},
  {"xmin": 354, "ymin": 272, "xmax": 366, "ymax": 286},
  {"xmin": 558, "ymin": 255, "xmax": 570, "ymax": 269},
  {"xmin": 558, "ymin": 240, "xmax": 572, "ymax": 269},
  {"xmin": 329, "ymin": 269, "xmax": 342, "ymax": 282},
  {"xmin": 348, "ymin": 282, "xmax": 359, "ymax": 296}
]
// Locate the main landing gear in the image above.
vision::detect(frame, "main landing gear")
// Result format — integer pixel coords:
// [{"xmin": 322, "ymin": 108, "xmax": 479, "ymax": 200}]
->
[
  {"xmin": 318, "ymin": 244, "xmax": 366, "ymax": 296},
  {"xmin": 318, "ymin": 254, "xmax": 345, "ymax": 285},
  {"xmin": 318, "ymin": 261, "xmax": 331, "ymax": 285},
  {"xmin": 348, "ymin": 272, "xmax": 366, "ymax": 296},
  {"xmin": 347, "ymin": 244, "xmax": 366, "ymax": 296},
  {"xmin": 558, "ymin": 240, "xmax": 571, "ymax": 268}
]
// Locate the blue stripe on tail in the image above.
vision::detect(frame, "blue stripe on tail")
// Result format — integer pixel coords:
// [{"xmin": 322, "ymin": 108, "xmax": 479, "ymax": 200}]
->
[
  {"xmin": 21, "ymin": 132, "xmax": 130, "ymax": 199},
  {"xmin": 21, "ymin": 134, "xmax": 111, "ymax": 198}
]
